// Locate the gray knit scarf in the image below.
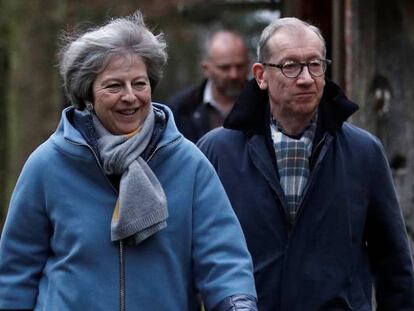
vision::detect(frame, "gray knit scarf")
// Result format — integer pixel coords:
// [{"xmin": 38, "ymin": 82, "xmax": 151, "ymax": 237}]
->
[{"xmin": 91, "ymin": 107, "xmax": 168, "ymax": 245}]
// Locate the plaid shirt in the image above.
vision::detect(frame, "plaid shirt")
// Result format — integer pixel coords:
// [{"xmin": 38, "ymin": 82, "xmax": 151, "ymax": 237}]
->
[{"xmin": 270, "ymin": 116, "xmax": 317, "ymax": 224}]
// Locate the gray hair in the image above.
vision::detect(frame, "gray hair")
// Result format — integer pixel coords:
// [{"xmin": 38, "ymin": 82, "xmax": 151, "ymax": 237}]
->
[
  {"xmin": 257, "ymin": 17, "xmax": 326, "ymax": 63},
  {"xmin": 201, "ymin": 29, "xmax": 246, "ymax": 61},
  {"xmin": 58, "ymin": 11, "xmax": 167, "ymax": 109}
]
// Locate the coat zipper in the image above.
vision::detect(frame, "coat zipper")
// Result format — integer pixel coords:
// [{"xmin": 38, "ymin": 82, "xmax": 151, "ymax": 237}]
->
[
  {"xmin": 66, "ymin": 134, "xmax": 181, "ymax": 311},
  {"xmin": 65, "ymin": 139, "xmax": 118, "ymax": 193},
  {"xmin": 119, "ymin": 240, "xmax": 126, "ymax": 311},
  {"xmin": 116, "ymin": 136, "xmax": 180, "ymax": 311},
  {"xmin": 66, "ymin": 139, "xmax": 125, "ymax": 310},
  {"xmin": 146, "ymin": 135, "xmax": 181, "ymax": 163}
]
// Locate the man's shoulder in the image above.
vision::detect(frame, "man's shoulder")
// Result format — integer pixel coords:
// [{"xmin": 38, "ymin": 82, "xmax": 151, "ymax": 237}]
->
[
  {"xmin": 200, "ymin": 126, "xmax": 245, "ymax": 143},
  {"xmin": 197, "ymin": 127, "xmax": 247, "ymax": 157},
  {"xmin": 341, "ymin": 122, "xmax": 381, "ymax": 146},
  {"xmin": 166, "ymin": 81, "xmax": 206, "ymax": 113},
  {"xmin": 339, "ymin": 122, "xmax": 386, "ymax": 159}
]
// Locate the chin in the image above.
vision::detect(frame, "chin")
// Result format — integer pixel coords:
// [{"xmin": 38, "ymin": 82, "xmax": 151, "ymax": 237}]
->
[{"xmin": 295, "ymin": 102, "xmax": 317, "ymax": 112}]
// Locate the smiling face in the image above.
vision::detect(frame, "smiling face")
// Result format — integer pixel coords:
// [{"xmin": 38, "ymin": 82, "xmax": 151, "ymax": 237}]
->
[
  {"xmin": 253, "ymin": 27, "xmax": 325, "ymax": 133},
  {"xmin": 92, "ymin": 54, "xmax": 152, "ymax": 135}
]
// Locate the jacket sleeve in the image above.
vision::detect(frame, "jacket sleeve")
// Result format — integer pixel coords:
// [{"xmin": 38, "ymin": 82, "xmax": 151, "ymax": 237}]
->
[
  {"xmin": 365, "ymin": 140, "xmax": 414, "ymax": 309},
  {"xmin": 190, "ymin": 153, "xmax": 257, "ymax": 311},
  {"xmin": 0, "ymin": 152, "xmax": 51, "ymax": 309}
]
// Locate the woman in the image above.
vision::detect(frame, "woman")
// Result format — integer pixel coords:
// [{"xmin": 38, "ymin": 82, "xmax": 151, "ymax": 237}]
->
[{"xmin": 0, "ymin": 12, "xmax": 257, "ymax": 311}]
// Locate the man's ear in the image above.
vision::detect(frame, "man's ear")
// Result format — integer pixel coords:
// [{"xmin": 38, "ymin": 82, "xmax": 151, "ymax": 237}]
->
[
  {"xmin": 252, "ymin": 63, "xmax": 268, "ymax": 90},
  {"xmin": 201, "ymin": 60, "xmax": 211, "ymax": 79}
]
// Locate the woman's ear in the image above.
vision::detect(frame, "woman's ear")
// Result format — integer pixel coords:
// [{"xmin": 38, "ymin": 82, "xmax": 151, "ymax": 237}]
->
[{"xmin": 252, "ymin": 63, "xmax": 268, "ymax": 90}]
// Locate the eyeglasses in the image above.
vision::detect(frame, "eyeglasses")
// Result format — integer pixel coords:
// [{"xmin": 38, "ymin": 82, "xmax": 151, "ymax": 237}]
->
[{"xmin": 262, "ymin": 59, "xmax": 332, "ymax": 78}]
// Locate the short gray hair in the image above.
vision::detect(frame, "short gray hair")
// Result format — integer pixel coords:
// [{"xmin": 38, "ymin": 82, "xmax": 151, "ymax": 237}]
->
[
  {"xmin": 201, "ymin": 29, "xmax": 246, "ymax": 60},
  {"xmin": 257, "ymin": 17, "xmax": 326, "ymax": 63},
  {"xmin": 58, "ymin": 11, "xmax": 167, "ymax": 109}
]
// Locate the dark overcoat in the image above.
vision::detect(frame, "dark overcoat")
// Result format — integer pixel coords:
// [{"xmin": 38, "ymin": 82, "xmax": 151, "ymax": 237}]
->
[{"xmin": 198, "ymin": 79, "xmax": 414, "ymax": 311}]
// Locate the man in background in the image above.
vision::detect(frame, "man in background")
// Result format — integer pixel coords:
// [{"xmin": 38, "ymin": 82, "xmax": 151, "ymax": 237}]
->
[{"xmin": 167, "ymin": 30, "xmax": 250, "ymax": 142}]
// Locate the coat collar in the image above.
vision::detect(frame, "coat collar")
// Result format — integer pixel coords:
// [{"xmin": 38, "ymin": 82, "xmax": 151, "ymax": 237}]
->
[
  {"xmin": 224, "ymin": 78, "xmax": 359, "ymax": 136},
  {"xmin": 53, "ymin": 103, "xmax": 181, "ymax": 160}
]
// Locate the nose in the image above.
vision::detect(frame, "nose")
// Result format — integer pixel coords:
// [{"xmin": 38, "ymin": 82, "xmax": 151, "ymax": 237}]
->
[
  {"xmin": 297, "ymin": 65, "xmax": 313, "ymax": 83},
  {"xmin": 228, "ymin": 66, "xmax": 240, "ymax": 79},
  {"xmin": 121, "ymin": 84, "xmax": 136, "ymax": 102}
]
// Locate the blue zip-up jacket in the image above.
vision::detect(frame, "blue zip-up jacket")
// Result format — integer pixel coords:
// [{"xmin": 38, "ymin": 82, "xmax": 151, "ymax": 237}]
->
[
  {"xmin": 0, "ymin": 104, "xmax": 257, "ymax": 310},
  {"xmin": 198, "ymin": 79, "xmax": 414, "ymax": 311}
]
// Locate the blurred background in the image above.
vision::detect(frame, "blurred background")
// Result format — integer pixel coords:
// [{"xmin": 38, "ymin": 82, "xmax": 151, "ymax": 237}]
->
[{"xmin": 0, "ymin": 0, "xmax": 413, "ymax": 252}]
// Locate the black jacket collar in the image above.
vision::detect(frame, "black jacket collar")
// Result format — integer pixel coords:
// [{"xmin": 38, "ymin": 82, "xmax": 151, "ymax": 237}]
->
[{"xmin": 224, "ymin": 78, "xmax": 359, "ymax": 136}]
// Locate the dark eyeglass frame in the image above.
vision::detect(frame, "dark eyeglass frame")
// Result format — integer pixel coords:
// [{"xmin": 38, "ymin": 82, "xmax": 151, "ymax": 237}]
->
[{"xmin": 262, "ymin": 58, "xmax": 332, "ymax": 78}]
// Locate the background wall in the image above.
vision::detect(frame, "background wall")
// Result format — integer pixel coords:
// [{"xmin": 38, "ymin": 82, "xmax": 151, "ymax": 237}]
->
[{"xmin": 349, "ymin": 0, "xmax": 414, "ymax": 248}]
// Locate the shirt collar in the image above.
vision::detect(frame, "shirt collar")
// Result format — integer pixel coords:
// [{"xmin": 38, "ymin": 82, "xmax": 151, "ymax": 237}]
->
[
  {"xmin": 203, "ymin": 79, "xmax": 226, "ymax": 116},
  {"xmin": 271, "ymin": 112, "xmax": 318, "ymax": 140}
]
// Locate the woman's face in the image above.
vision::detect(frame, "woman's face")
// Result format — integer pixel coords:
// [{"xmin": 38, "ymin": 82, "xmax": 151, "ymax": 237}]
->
[{"xmin": 92, "ymin": 54, "xmax": 152, "ymax": 135}]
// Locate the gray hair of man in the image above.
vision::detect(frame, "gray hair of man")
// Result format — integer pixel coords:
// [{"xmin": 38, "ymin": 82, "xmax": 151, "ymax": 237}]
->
[
  {"xmin": 200, "ymin": 29, "xmax": 246, "ymax": 61},
  {"xmin": 257, "ymin": 17, "xmax": 326, "ymax": 63},
  {"xmin": 58, "ymin": 11, "xmax": 167, "ymax": 109}
]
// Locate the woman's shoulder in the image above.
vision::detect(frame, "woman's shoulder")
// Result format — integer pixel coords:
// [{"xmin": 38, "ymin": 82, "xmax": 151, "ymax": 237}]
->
[
  {"xmin": 166, "ymin": 134, "xmax": 209, "ymax": 166},
  {"xmin": 20, "ymin": 138, "xmax": 62, "ymax": 175},
  {"xmin": 196, "ymin": 127, "xmax": 246, "ymax": 160}
]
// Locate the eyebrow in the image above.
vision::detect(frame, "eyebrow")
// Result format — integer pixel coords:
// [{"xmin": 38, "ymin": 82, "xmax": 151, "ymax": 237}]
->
[
  {"xmin": 100, "ymin": 75, "xmax": 149, "ymax": 84},
  {"xmin": 278, "ymin": 52, "xmax": 323, "ymax": 62}
]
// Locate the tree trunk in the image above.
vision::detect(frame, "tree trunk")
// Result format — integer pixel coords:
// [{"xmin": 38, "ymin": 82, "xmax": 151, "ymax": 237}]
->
[
  {"xmin": 0, "ymin": 0, "xmax": 10, "ymax": 228},
  {"xmin": 3, "ymin": 0, "xmax": 66, "ymax": 227}
]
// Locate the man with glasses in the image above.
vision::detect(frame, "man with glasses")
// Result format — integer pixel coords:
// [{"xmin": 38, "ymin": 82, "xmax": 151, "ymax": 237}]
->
[
  {"xmin": 167, "ymin": 30, "xmax": 250, "ymax": 142},
  {"xmin": 198, "ymin": 17, "xmax": 414, "ymax": 311}
]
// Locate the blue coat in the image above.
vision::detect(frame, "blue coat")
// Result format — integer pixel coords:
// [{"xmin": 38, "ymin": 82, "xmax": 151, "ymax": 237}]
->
[
  {"xmin": 0, "ymin": 104, "xmax": 256, "ymax": 310},
  {"xmin": 198, "ymin": 79, "xmax": 414, "ymax": 311}
]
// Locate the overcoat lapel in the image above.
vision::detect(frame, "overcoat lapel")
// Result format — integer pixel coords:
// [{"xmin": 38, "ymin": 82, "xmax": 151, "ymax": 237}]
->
[{"xmin": 248, "ymin": 134, "xmax": 289, "ymax": 218}]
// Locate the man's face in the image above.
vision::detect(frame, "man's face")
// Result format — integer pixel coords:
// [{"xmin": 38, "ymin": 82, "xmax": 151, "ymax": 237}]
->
[
  {"xmin": 254, "ymin": 27, "xmax": 325, "ymax": 126},
  {"xmin": 203, "ymin": 35, "xmax": 249, "ymax": 99}
]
